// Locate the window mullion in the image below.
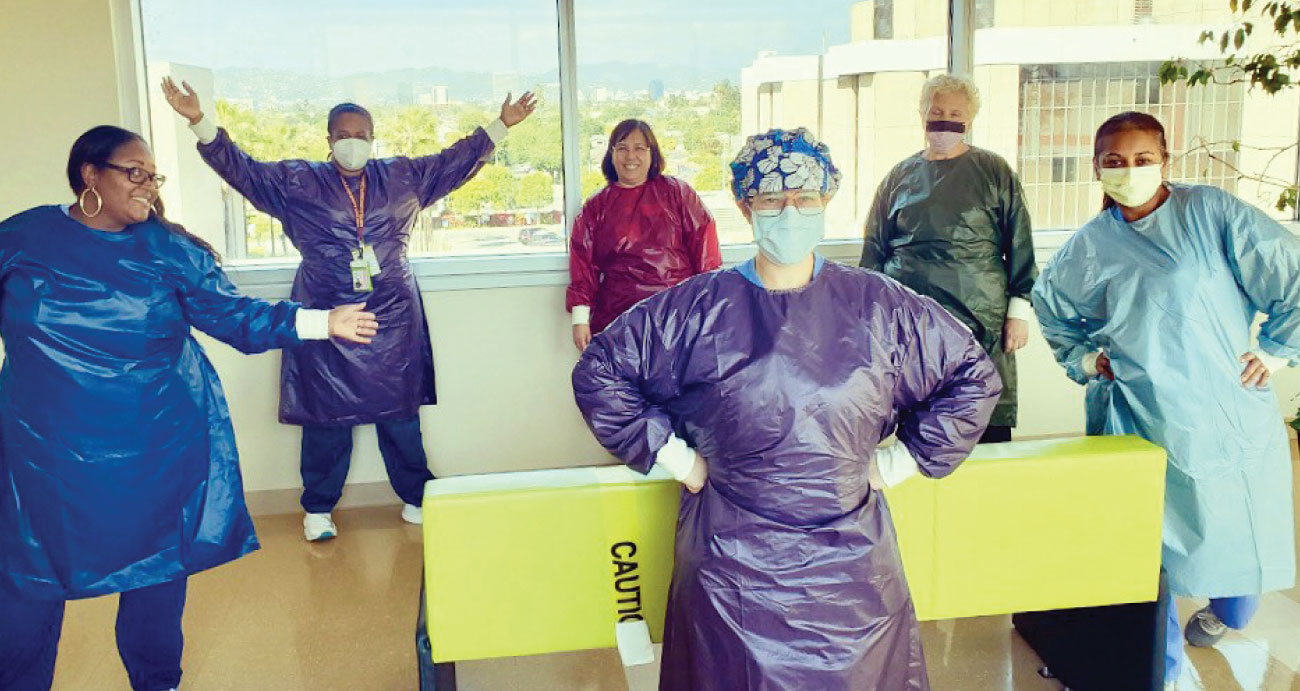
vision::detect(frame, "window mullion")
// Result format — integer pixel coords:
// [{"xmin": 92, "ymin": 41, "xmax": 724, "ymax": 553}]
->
[
  {"xmin": 556, "ymin": 0, "xmax": 582, "ymax": 241},
  {"xmin": 948, "ymin": 0, "xmax": 975, "ymax": 77}
]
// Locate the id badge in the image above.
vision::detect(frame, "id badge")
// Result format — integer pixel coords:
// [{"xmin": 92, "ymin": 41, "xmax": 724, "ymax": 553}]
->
[
  {"xmin": 362, "ymin": 244, "xmax": 382, "ymax": 276},
  {"xmin": 350, "ymin": 256, "xmax": 373, "ymax": 292}
]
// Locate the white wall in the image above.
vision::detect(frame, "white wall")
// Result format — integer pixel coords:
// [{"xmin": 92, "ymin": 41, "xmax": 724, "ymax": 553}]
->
[
  {"xmin": 217, "ymin": 287, "xmax": 1082, "ymax": 495},
  {"xmin": 205, "ymin": 284, "xmax": 611, "ymax": 492},
  {"xmin": 0, "ymin": 0, "xmax": 127, "ymax": 218},
  {"xmin": 148, "ymin": 62, "xmax": 231, "ymax": 256}
]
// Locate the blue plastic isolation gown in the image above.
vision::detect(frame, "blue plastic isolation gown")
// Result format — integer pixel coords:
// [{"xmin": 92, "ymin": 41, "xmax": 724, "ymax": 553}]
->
[
  {"xmin": 573, "ymin": 260, "xmax": 1001, "ymax": 690},
  {"xmin": 1033, "ymin": 184, "xmax": 1299, "ymax": 597},
  {"xmin": 0, "ymin": 206, "xmax": 301, "ymax": 600},
  {"xmin": 197, "ymin": 128, "xmax": 494, "ymax": 426}
]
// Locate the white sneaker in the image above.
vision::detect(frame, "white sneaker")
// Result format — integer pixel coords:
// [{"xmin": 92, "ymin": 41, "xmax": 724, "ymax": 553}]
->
[
  {"xmin": 303, "ymin": 512, "xmax": 337, "ymax": 541},
  {"xmin": 401, "ymin": 503, "xmax": 423, "ymax": 525}
]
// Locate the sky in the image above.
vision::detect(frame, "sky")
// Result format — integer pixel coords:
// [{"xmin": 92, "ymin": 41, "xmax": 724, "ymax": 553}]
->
[{"xmin": 140, "ymin": 0, "xmax": 862, "ymax": 79}]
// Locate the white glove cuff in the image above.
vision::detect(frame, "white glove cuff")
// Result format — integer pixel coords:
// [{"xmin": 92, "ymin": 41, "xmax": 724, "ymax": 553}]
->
[
  {"xmin": 1006, "ymin": 297, "xmax": 1035, "ymax": 322},
  {"xmin": 190, "ymin": 115, "xmax": 219, "ymax": 145},
  {"xmin": 1081, "ymin": 351, "xmax": 1102, "ymax": 377},
  {"xmin": 876, "ymin": 442, "xmax": 921, "ymax": 488},
  {"xmin": 485, "ymin": 119, "xmax": 508, "ymax": 144},
  {"xmin": 654, "ymin": 434, "xmax": 697, "ymax": 482},
  {"xmin": 295, "ymin": 308, "xmax": 331, "ymax": 340}
]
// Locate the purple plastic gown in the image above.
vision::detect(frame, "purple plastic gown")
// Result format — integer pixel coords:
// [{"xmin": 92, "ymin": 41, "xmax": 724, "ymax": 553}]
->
[
  {"xmin": 573, "ymin": 261, "xmax": 1000, "ymax": 690},
  {"xmin": 198, "ymin": 128, "xmax": 494, "ymax": 425}
]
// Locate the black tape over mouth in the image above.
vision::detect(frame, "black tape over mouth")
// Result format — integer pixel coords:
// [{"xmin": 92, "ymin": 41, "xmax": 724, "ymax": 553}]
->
[{"xmin": 925, "ymin": 120, "xmax": 967, "ymax": 134}]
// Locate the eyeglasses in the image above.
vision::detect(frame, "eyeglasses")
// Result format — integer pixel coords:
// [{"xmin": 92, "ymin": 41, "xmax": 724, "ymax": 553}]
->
[
  {"xmin": 103, "ymin": 163, "xmax": 167, "ymax": 188},
  {"xmin": 751, "ymin": 193, "xmax": 825, "ymax": 217}
]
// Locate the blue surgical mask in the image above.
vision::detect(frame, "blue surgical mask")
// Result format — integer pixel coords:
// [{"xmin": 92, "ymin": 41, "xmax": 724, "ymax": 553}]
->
[{"xmin": 753, "ymin": 206, "xmax": 825, "ymax": 265}]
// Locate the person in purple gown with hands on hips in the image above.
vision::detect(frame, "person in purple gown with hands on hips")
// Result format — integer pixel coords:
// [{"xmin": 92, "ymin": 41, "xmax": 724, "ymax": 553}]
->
[{"xmin": 572, "ymin": 127, "xmax": 1001, "ymax": 690}]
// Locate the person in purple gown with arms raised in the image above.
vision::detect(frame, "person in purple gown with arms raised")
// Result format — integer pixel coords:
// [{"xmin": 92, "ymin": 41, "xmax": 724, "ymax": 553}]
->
[{"xmin": 162, "ymin": 77, "xmax": 535, "ymax": 540}]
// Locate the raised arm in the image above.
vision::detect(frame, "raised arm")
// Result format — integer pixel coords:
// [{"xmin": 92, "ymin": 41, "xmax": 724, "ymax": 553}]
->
[{"xmin": 163, "ymin": 77, "xmax": 296, "ymax": 223}]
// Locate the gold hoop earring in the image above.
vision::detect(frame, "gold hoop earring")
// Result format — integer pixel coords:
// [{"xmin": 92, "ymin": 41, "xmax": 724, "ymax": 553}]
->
[{"xmin": 79, "ymin": 187, "xmax": 103, "ymax": 218}]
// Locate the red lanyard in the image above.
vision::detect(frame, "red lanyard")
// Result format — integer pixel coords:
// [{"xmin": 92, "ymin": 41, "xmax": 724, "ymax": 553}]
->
[{"xmin": 338, "ymin": 173, "xmax": 367, "ymax": 246}]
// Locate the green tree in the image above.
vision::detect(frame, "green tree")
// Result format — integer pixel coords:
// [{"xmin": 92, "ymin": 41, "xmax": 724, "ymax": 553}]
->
[
  {"xmin": 518, "ymin": 171, "xmax": 555, "ymax": 209},
  {"xmin": 377, "ymin": 106, "xmax": 443, "ymax": 157},
  {"xmin": 1160, "ymin": 0, "xmax": 1300, "ymax": 210},
  {"xmin": 581, "ymin": 168, "xmax": 607, "ymax": 200},
  {"xmin": 501, "ymin": 108, "xmax": 563, "ymax": 173},
  {"xmin": 692, "ymin": 161, "xmax": 727, "ymax": 193},
  {"xmin": 444, "ymin": 164, "xmax": 516, "ymax": 214},
  {"xmin": 713, "ymin": 80, "xmax": 741, "ymax": 119},
  {"xmin": 456, "ymin": 105, "xmax": 494, "ymax": 136},
  {"xmin": 216, "ymin": 100, "xmax": 321, "ymax": 162}
]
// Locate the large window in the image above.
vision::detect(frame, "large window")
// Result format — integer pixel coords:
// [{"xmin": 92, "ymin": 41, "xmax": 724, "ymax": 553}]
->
[
  {"xmin": 575, "ymin": 0, "xmax": 947, "ymax": 244},
  {"xmin": 140, "ymin": 0, "xmax": 565, "ymax": 262},
  {"xmin": 136, "ymin": 0, "xmax": 1299, "ymax": 269}
]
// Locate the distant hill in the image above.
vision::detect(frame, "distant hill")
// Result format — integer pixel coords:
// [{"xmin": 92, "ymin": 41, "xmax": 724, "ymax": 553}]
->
[
  {"xmin": 537, "ymin": 60, "xmax": 737, "ymax": 93},
  {"xmin": 214, "ymin": 61, "xmax": 741, "ymax": 106}
]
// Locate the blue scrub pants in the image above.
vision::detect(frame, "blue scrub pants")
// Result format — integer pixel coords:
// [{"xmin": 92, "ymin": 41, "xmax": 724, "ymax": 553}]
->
[
  {"xmin": 300, "ymin": 415, "xmax": 434, "ymax": 513},
  {"xmin": 0, "ymin": 578, "xmax": 187, "ymax": 691},
  {"xmin": 1165, "ymin": 594, "xmax": 1259, "ymax": 681}
]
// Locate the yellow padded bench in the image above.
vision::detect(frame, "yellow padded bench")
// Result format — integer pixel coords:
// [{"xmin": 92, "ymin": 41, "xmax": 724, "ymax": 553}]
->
[{"xmin": 421, "ymin": 436, "xmax": 1166, "ymax": 662}]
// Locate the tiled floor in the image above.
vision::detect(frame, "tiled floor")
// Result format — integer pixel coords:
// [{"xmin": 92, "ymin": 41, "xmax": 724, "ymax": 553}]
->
[{"xmin": 51, "ymin": 469, "xmax": 1300, "ymax": 690}]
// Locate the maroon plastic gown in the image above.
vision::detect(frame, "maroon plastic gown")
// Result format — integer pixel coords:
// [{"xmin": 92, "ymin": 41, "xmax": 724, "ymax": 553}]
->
[
  {"xmin": 572, "ymin": 261, "xmax": 1000, "ymax": 690},
  {"xmin": 566, "ymin": 175, "xmax": 721, "ymax": 333},
  {"xmin": 198, "ymin": 128, "xmax": 493, "ymax": 425}
]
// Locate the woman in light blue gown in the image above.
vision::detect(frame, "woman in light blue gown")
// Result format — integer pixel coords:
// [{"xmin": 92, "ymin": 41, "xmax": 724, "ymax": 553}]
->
[{"xmin": 1032, "ymin": 111, "xmax": 1300, "ymax": 687}]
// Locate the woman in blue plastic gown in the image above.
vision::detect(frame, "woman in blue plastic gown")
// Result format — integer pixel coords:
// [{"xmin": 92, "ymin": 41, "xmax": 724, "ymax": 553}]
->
[
  {"xmin": 162, "ymin": 78, "xmax": 535, "ymax": 540},
  {"xmin": 573, "ymin": 128, "xmax": 1002, "ymax": 690},
  {"xmin": 0, "ymin": 126, "xmax": 376, "ymax": 690},
  {"xmin": 1032, "ymin": 112, "xmax": 1299, "ymax": 688}
]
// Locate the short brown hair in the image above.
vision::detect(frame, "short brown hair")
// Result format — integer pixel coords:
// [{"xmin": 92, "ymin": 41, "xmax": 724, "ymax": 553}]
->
[{"xmin": 601, "ymin": 119, "xmax": 665, "ymax": 184}]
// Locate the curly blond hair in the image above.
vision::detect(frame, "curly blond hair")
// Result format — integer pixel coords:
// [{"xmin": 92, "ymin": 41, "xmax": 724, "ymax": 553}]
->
[{"xmin": 919, "ymin": 74, "xmax": 981, "ymax": 119}]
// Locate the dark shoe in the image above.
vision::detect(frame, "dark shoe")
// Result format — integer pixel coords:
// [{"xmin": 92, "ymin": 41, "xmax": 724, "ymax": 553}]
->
[{"xmin": 1184, "ymin": 606, "xmax": 1227, "ymax": 647}]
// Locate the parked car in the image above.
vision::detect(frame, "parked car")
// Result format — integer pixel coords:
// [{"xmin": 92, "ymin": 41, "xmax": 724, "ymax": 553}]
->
[{"xmin": 519, "ymin": 226, "xmax": 563, "ymax": 246}]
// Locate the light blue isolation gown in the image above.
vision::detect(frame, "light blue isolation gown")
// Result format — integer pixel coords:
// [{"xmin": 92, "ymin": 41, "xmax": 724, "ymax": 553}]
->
[{"xmin": 1033, "ymin": 183, "xmax": 1299, "ymax": 597}]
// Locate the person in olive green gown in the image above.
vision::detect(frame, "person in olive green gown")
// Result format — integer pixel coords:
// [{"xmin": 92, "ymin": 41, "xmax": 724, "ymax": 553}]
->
[{"xmin": 861, "ymin": 74, "xmax": 1037, "ymax": 442}]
